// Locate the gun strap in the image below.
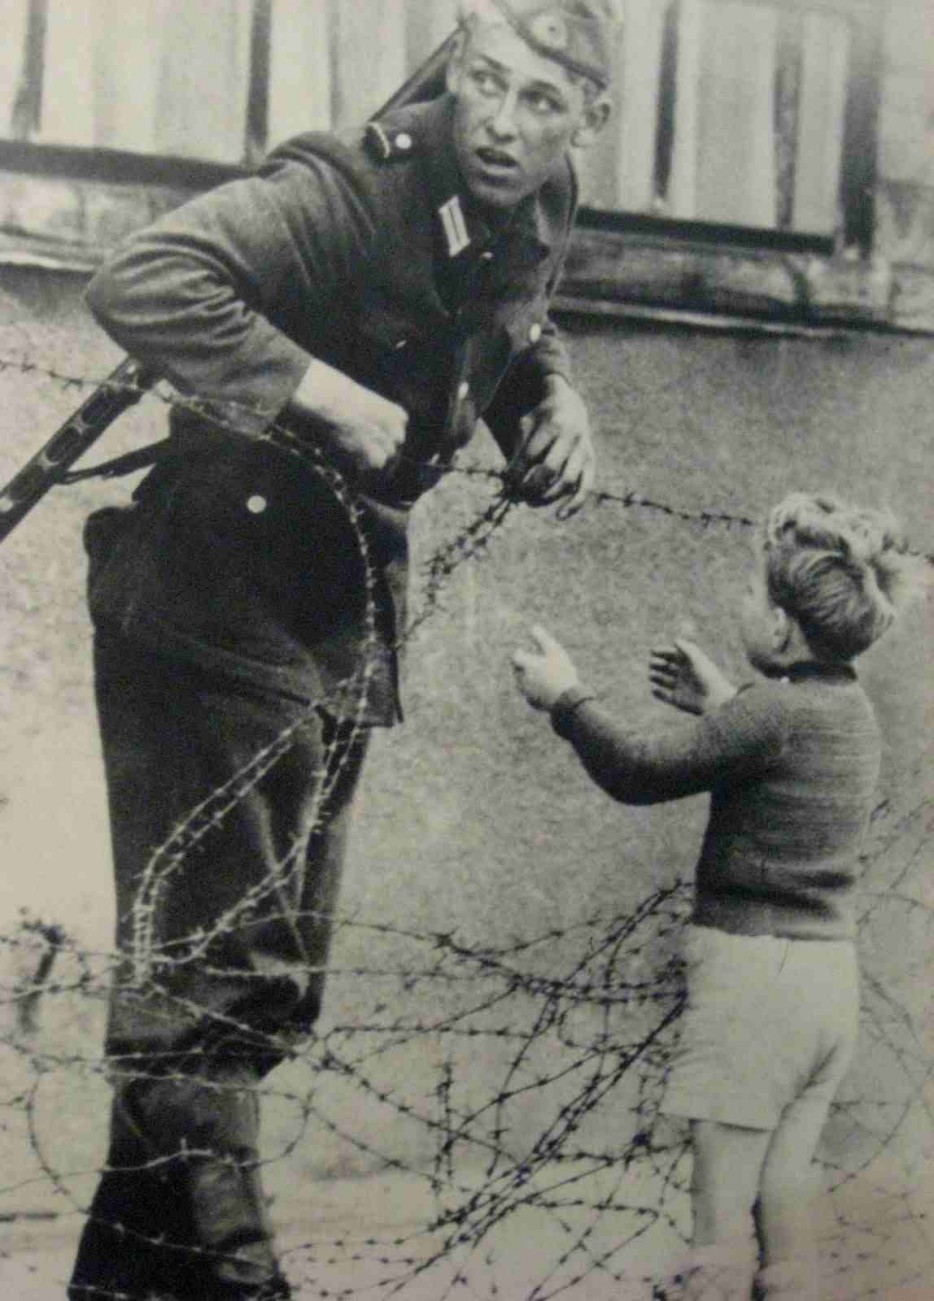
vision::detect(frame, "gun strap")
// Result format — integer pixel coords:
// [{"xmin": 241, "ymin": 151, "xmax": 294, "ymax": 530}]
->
[{"xmin": 61, "ymin": 439, "xmax": 173, "ymax": 483}]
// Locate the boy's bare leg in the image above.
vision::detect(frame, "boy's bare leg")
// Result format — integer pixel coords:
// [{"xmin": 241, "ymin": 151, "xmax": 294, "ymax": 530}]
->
[
  {"xmin": 754, "ymin": 1097, "xmax": 831, "ymax": 1300},
  {"xmin": 690, "ymin": 1120, "xmax": 771, "ymax": 1247},
  {"xmin": 662, "ymin": 1120, "xmax": 769, "ymax": 1299}
]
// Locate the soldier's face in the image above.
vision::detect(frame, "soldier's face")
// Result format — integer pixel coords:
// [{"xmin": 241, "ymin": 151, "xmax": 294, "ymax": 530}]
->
[{"xmin": 447, "ymin": 21, "xmax": 609, "ymax": 209}]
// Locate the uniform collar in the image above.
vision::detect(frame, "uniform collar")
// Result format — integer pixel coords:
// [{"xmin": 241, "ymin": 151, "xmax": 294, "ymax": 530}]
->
[{"xmin": 380, "ymin": 95, "xmax": 555, "ymax": 267}]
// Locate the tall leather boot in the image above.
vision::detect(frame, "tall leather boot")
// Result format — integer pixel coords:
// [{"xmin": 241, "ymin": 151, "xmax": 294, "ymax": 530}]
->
[
  {"xmin": 127, "ymin": 1062, "xmax": 291, "ymax": 1300},
  {"xmin": 67, "ymin": 1087, "xmax": 196, "ymax": 1300}
]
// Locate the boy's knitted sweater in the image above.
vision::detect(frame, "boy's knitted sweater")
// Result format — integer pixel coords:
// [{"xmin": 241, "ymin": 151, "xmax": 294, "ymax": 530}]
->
[{"xmin": 551, "ymin": 663, "xmax": 881, "ymax": 939}]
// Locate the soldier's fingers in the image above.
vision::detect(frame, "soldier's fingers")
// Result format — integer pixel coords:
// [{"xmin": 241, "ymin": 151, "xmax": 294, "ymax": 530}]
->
[
  {"xmin": 542, "ymin": 432, "xmax": 576, "ymax": 474},
  {"xmin": 510, "ymin": 465, "xmax": 543, "ymax": 501},
  {"xmin": 559, "ymin": 452, "xmax": 594, "ymax": 517},
  {"xmin": 515, "ymin": 411, "xmax": 542, "ymax": 451},
  {"xmin": 577, "ymin": 448, "xmax": 595, "ymax": 500},
  {"xmin": 561, "ymin": 440, "xmax": 587, "ymax": 487},
  {"xmin": 523, "ymin": 435, "xmax": 577, "ymax": 501},
  {"xmin": 539, "ymin": 442, "xmax": 583, "ymax": 503},
  {"xmin": 517, "ymin": 421, "xmax": 560, "ymax": 469},
  {"xmin": 556, "ymin": 483, "xmax": 582, "ymax": 519},
  {"xmin": 539, "ymin": 470, "xmax": 574, "ymax": 504}
]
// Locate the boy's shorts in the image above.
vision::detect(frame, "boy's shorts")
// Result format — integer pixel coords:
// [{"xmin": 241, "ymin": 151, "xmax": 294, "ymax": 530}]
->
[{"xmin": 661, "ymin": 925, "xmax": 859, "ymax": 1131}]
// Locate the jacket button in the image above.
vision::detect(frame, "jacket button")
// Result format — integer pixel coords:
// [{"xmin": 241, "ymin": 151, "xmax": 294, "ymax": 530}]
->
[
  {"xmin": 529, "ymin": 322, "xmax": 542, "ymax": 344},
  {"xmin": 246, "ymin": 495, "xmax": 268, "ymax": 514},
  {"xmin": 457, "ymin": 380, "xmax": 470, "ymax": 400},
  {"xmin": 395, "ymin": 132, "xmax": 413, "ymax": 151}
]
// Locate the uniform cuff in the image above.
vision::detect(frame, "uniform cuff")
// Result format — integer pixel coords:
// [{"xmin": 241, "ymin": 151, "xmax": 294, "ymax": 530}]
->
[{"xmin": 551, "ymin": 686, "xmax": 598, "ymax": 739}]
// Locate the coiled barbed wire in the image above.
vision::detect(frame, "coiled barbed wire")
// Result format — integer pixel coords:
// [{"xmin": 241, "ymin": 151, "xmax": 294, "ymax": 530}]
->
[{"xmin": 0, "ymin": 354, "xmax": 930, "ymax": 1300}]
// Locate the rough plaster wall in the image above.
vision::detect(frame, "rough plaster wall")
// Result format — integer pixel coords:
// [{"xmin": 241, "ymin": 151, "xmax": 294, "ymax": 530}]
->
[{"xmin": 0, "ymin": 273, "xmax": 930, "ymax": 1183}]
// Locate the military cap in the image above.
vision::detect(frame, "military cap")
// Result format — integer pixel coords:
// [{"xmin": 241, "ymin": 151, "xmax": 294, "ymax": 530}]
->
[{"xmin": 459, "ymin": 0, "xmax": 619, "ymax": 89}]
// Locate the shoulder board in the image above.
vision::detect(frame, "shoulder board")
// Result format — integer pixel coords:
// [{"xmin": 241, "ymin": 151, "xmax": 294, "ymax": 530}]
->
[{"xmin": 364, "ymin": 120, "xmax": 420, "ymax": 164}]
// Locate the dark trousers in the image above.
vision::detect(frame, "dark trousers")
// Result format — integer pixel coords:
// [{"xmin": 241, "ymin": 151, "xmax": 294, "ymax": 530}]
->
[{"xmin": 69, "ymin": 630, "xmax": 369, "ymax": 1299}]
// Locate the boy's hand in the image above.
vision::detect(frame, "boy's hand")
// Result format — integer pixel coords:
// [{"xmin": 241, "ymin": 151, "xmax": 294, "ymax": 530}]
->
[
  {"xmin": 648, "ymin": 639, "xmax": 737, "ymax": 715},
  {"xmin": 512, "ymin": 625, "xmax": 580, "ymax": 712}
]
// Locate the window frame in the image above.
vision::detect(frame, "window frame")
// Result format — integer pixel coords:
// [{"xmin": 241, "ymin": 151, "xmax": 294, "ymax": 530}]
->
[
  {"xmin": 0, "ymin": 0, "xmax": 885, "ymax": 263},
  {"xmin": 579, "ymin": 0, "xmax": 885, "ymax": 256}
]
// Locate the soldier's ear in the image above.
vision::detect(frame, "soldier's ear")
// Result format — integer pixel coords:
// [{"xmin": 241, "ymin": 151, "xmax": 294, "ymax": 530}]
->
[
  {"xmin": 771, "ymin": 604, "xmax": 792, "ymax": 652},
  {"xmin": 571, "ymin": 95, "xmax": 611, "ymax": 150}
]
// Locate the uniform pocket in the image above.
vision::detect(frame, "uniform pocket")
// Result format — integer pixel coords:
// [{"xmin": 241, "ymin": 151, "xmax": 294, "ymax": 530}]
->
[{"xmin": 84, "ymin": 505, "xmax": 134, "ymax": 564}]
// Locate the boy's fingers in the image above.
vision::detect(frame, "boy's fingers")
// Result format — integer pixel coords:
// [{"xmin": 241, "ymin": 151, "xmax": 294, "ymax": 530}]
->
[
  {"xmin": 672, "ymin": 637, "xmax": 702, "ymax": 659},
  {"xmin": 649, "ymin": 651, "xmax": 679, "ymax": 669},
  {"xmin": 530, "ymin": 624, "xmax": 557, "ymax": 653}
]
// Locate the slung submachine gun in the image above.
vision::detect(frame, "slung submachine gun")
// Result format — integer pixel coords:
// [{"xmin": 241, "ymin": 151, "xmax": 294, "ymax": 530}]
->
[{"xmin": 0, "ymin": 36, "xmax": 452, "ymax": 547}]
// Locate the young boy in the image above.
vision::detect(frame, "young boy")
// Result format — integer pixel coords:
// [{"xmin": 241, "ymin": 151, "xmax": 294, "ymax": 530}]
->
[{"xmin": 512, "ymin": 493, "xmax": 919, "ymax": 1300}]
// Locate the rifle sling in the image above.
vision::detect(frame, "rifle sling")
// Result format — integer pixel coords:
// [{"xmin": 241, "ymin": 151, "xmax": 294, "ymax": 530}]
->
[{"xmin": 61, "ymin": 439, "xmax": 174, "ymax": 483}]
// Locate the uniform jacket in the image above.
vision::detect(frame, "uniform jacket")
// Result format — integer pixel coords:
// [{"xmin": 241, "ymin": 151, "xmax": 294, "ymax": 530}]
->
[{"xmin": 84, "ymin": 94, "xmax": 579, "ymax": 724}]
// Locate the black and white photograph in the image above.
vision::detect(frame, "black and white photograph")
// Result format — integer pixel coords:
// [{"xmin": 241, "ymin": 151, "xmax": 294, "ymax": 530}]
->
[{"xmin": 0, "ymin": 2, "xmax": 930, "ymax": 1299}]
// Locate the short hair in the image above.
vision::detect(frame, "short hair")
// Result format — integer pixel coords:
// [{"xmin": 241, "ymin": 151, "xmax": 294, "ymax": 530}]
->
[{"xmin": 762, "ymin": 492, "xmax": 920, "ymax": 661}]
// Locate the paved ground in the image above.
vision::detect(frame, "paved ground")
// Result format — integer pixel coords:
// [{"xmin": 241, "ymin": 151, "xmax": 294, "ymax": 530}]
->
[{"xmin": 2, "ymin": 1155, "xmax": 931, "ymax": 1300}]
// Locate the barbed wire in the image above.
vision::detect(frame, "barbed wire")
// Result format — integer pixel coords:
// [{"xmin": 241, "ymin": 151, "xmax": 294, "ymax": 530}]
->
[
  {"xmin": 0, "ymin": 355, "xmax": 930, "ymax": 1300},
  {"xmin": 4, "ymin": 351, "xmax": 933, "ymax": 563}
]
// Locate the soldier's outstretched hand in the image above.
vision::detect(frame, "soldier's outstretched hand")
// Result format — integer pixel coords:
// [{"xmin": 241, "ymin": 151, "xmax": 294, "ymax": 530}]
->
[
  {"xmin": 506, "ymin": 376, "xmax": 595, "ymax": 518},
  {"xmin": 648, "ymin": 639, "xmax": 737, "ymax": 715}
]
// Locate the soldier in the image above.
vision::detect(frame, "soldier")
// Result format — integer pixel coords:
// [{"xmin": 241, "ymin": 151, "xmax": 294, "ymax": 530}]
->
[{"xmin": 68, "ymin": 3, "xmax": 616, "ymax": 1298}]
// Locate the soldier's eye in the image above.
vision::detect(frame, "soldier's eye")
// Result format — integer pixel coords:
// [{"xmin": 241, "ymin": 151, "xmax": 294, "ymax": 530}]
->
[
  {"xmin": 470, "ymin": 69, "xmax": 503, "ymax": 97},
  {"xmin": 526, "ymin": 91, "xmax": 563, "ymax": 116}
]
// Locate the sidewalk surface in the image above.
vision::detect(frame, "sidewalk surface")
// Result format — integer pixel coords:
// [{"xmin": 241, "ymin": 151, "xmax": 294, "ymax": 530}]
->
[{"xmin": 2, "ymin": 1156, "xmax": 931, "ymax": 1300}]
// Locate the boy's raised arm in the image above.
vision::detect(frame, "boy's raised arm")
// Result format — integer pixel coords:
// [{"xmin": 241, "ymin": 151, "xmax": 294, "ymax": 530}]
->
[{"xmin": 513, "ymin": 626, "xmax": 781, "ymax": 806}]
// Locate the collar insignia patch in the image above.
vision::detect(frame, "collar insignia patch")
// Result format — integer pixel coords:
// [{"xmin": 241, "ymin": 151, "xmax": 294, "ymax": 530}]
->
[{"xmin": 438, "ymin": 195, "xmax": 471, "ymax": 258}]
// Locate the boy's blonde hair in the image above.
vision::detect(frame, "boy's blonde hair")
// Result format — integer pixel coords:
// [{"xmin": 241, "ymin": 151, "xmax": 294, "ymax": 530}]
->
[{"xmin": 763, "ymin": 493, "xmax": 918, "ymax": 661}]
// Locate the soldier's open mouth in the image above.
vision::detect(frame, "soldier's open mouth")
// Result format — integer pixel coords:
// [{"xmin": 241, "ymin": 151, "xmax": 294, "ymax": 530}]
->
[{"xmin": 475, "ymin": 147, "xmax": 518, "ymax": 172}]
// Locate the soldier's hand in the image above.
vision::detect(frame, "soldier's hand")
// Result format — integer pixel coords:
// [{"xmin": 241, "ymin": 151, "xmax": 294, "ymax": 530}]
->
[
  {"xmin": 505, "ymin": 376, "xmax": 595, "ymax": 518},
  {"xmin": 287, "ymin": 359, "xmax": 407, "ymax": 481}
]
